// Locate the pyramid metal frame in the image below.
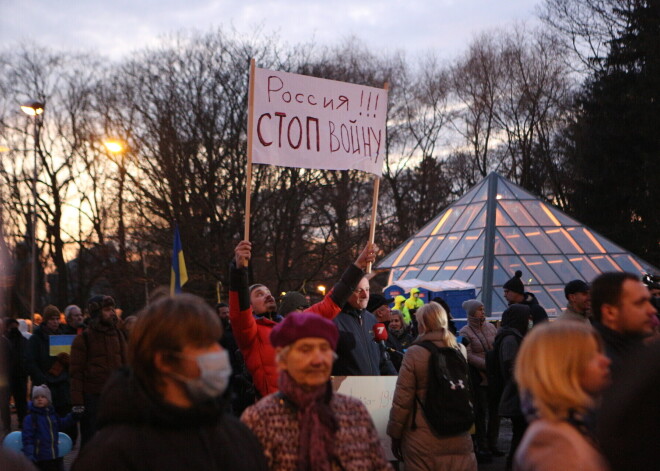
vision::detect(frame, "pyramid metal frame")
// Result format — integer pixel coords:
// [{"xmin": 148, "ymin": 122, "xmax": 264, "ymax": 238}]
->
[{"xmin": 377, "ymin": 172, "xmax": 659, "ymax": 317}]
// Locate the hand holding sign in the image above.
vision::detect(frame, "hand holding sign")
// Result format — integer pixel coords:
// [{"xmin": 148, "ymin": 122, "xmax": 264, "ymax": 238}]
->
[{"xmin": 235, "ymin": 240, "xmax": 252, "ymax": 268}]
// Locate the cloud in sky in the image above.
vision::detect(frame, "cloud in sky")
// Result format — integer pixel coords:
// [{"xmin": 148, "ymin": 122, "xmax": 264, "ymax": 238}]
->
[{"xmin": 1, "ymin": 0, "xmax": 541, "ymax": 61}]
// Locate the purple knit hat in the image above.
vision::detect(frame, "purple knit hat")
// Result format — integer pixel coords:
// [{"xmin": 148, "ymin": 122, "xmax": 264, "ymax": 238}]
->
[{"xmin": 270, "ymin": 312, "xmax": 339, "ymax": 350}]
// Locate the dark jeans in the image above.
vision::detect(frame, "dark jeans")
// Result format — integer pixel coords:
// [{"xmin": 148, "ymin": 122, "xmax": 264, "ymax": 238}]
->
[
  {"xmin": 507, "ymin": 415, "xmax": 528, "ymax": 469},
  {"xmin": 80, "ymin": 393, "xmax": 101, "ymax": 448},
  {"xmin": 36, "ymin": 458, "xmax": 64, "ymax": 471},
  {"xmin": 474, "ymin": 385, "xmax": 501, "ymax": 451}
]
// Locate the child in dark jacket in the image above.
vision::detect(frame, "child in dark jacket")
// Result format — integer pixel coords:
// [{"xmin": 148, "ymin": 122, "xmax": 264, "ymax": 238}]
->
[{"xmin": 22, "ymin": 385, "xmax": 76, "ymax": 471}]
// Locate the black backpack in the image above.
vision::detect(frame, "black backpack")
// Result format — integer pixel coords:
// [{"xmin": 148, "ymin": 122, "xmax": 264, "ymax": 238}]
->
[{"xmin": 411, "ymin": 340, "xmax": 474, "ymax": 436}]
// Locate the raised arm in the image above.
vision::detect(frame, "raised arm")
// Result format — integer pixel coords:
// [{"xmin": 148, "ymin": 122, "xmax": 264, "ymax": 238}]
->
[
  {"xmin": 309, "ymin": 242, "xmax": 378, "ymax": 319},
  {"xmin": 229, "ymin": 241, "xmax": 258, "ymax": 351}
]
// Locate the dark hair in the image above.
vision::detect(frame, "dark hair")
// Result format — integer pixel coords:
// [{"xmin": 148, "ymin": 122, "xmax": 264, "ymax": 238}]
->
[
  {"xmin": 216, "ymin": 302, "xmax": 229, "ymax": 309},
  {"xmin": 4, "ymin": 318, "xmax": 19, "ymax": 329},
  {"xmin": 129, "ymin": 293, "xmax": 222, "ymax": 391},
  {"xmin": 591, "ymin": 272, "xmax": 639, "ymax": 321}
]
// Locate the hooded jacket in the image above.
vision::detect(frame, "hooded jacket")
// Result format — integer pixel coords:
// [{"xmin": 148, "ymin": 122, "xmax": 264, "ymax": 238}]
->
[
  {"xmin": 519, "ymin": 292, "xmax": 549, "ymax": 325},
  {"xmin": 71, "ymin": 369, "xmax": 268, "ymax": 471},
  {"xmin": 496, "ymin": 304, "xmax": 530, "ymax": 417},
  {"xmin": 229, "ymin": 261, "xmax": 364, "ymax": 398}
]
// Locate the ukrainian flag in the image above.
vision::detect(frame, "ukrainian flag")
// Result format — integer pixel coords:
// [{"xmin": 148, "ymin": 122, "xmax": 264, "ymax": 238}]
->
[
  {"xmin": 49, "ymin": 335, "xmax": 76, "ymax": 356},
  {"xmin": 170, "ymin": 225, "xmax": 188, "ymax": 295}
]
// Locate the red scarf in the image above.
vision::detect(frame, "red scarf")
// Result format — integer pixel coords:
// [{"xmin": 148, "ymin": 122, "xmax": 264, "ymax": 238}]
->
[{"xmin": 278, "ymin": 371, "xmax": 338, "ymax": 471}]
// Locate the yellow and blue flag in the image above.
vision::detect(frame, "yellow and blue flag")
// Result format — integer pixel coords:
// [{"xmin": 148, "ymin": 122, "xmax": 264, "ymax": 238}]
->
[
  {"xmin": 49, "ymin": 335, "xmax": 76, "ymax": 356},
  {"xmin": 170, "ymin": 225, "xmax": 188, "ymax": 295}
]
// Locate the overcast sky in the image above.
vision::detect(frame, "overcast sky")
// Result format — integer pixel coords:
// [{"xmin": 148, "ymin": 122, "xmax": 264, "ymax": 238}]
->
[{"xmin": 1, "ymin": 0, "xmax": 542, "ymax": 61}]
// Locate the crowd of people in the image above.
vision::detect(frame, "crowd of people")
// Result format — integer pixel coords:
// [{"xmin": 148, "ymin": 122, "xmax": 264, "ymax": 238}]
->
[{"xmin": 1, "ymin": 239, "xmax": 660, "ymax": 471}]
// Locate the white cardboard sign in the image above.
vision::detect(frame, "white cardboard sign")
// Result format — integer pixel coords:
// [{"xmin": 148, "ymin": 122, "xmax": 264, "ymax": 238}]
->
[{"xmin": 250, "ymin": 67, "xmax": 388, "ymax": 176}]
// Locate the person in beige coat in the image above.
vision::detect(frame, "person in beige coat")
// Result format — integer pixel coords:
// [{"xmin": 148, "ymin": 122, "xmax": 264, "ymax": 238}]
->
[
  {"xmin": 387, "ymin": 302, "xmax": 477, "ymax": 471},
  {"xmin": 459, "ymin": 299, "xmax": 501, "ymax": 459},
  {"xmin": 513, "ymin": 322, "xmax": 611, "ymax": 471}
]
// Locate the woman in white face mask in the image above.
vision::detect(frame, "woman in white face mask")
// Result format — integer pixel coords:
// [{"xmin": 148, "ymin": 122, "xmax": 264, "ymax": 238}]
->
[{"xmin": 72, "ymin": 294, "xmax": 268, "ymax": 471}]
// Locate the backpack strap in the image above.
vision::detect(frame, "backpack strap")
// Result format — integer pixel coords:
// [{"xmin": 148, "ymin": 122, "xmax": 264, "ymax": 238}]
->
[{"xmin": 409, "ymin": 340, "xmax": 449, "ymax": 431}]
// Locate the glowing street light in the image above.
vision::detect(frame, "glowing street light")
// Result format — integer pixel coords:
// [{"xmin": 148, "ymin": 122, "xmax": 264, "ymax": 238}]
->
[
  {"xmin": 102, "ymin": 139, "xmax": 128, "ymax": 262},
  {"xmin": 21, "ymin": 100, "xmax": 45, "ymax": 321},
  {"xmin": 317, "ymin": 285, "xmax": 326, "ymax": 296}
]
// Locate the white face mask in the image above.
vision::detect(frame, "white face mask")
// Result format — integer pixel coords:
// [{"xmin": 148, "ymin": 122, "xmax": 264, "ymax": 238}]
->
[{"xmin": 171, "ymin": 350, "xmax": 232, "ymax": 402}]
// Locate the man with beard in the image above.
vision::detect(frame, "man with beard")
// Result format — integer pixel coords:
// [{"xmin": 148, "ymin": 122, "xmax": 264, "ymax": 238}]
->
[{"xmin": 70, "ymin": 295, "xmax": 127, "ymax": 447}]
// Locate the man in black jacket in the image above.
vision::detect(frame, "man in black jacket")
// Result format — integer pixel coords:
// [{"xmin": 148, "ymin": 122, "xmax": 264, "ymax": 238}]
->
[
  {"xmin": 333, "ymin": 277, "xmax": 397, "ymax": 376},
  {"xmin": 502, "ymin": 270, "xmax": 548, "ymax": 325},
  {"xmin": 591, "ymin": 272, "xmax": 657, "ymax": 381}
]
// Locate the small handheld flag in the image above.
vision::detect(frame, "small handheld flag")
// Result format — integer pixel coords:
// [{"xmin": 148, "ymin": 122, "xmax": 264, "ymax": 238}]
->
[{"xmin": 170, "ymin": 225, "xmax": 188, "ymax": 295}]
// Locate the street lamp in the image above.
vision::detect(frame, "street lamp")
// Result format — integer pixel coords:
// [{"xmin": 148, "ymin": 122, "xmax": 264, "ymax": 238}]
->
[
  {"xmin": 317, "ymin": 285, "xmax": 326, "ymax": 296},
  {"xmin": 21, "ymin": 100, "xmax": 45, "ymax": 321},
  {"xmin": 103, "ymin": 139, "xmax": 128, "ymax": 263}
]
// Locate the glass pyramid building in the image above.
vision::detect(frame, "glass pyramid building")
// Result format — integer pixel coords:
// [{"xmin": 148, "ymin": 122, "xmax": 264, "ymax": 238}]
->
[{"xmin": 377, "ymin": 172, "xmax": 659, "ymax": 317}]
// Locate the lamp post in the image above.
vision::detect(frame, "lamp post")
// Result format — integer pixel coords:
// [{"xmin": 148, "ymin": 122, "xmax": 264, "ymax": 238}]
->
[
  {"xmin": 21, "ymin": 100, "xmax": 45, "ymax": 321},
  {"xmin": 103, "ymin": 140, "xmax": 127, "ymax": 263}
]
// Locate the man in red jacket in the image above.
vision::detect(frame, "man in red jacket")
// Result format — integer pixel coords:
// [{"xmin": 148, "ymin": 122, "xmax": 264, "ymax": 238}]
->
[{"xmin": 230, "ymin": 240, "xmax": 376, "ymax": 398}]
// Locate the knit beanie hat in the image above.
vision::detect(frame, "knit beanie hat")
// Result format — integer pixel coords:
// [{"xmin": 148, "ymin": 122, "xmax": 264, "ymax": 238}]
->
[
  {"xmin": 462, "ymin": 299, "xmax": 484, "ymax": 317},
  {"xmin": 42, "ymin": 305, "xmax": 61, "ymax": 322},
  {"xmin": 277, "ymin": 291, "xmax": 310, "ymax": 318},
  {"xmin": 32, "ymin": 385, "xmax": 52, "ymax": 404},
  {"xmin": 270, "ymin": 312, "xmax": 339, "ymax": 350},
  {"xmin": 503, "ymin": 270, "xmax": 525, "ymax": 295}
]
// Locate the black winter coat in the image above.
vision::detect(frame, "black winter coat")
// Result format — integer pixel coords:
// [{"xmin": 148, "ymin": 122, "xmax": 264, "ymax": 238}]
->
[
  {"xmin": 71, "ymin": 369, "xmax": 268, "ymax": 471},
  {"xmin": 332, "ymin": 307, "xmax": 397, "ymax": 376}
]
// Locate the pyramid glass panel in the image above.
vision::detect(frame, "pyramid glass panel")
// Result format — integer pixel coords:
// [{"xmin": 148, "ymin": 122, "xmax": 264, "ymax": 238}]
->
[
  {"xmin": 544, "ymin": 228, "xmax": 584, "ymax": 254},
  {"xmin": 472, "ymin": 181, "xmax": 489, "ymax": 202},
  {"xmin": 590, "ymin": 255, "xmax": 622, "ymax": 273},
  {"xmin": 418, "ymin": 264, "xmax": 442, "ymax": 281},
  {"xmin": 494, "ymin": 233, "xmax": 516, "ymax": 255},
  {"xmin": 499, "ymin": 227, "xmax": 538, "ymax": 255},
  {"xmin": 523, "ymin": 228, "xmax": 561, "ymax": 254},
  {"xmin": 500, "ymin": 201, "xmax": 537, "ymax": 226},
  {"xmin": 521, "ymin": 201, "xmax": 562, "ymax": 226},
  {"xmin": 610, "ymin": 254, "xmax": 645, "ymax": 274},
  {"xmin": 520, "ymin": 255, "xmax": 562, "ymax": 284},
  {"xmin": 544, "ymin": 255, "xmax": 583, "ymax": 283},
  {"xmin": 548, "ymin": 205, "xmax": 580, "ymax": 226},
  {"xmin": 408, "ymin": 236, "xmax": 442, "ymax": 266},
  {"xmin": 497, "ymin": 255, "xmax": 526, "ymax": 278},
  {"xmin": 496, "ymin": 205, "xmax": 515, "ymax": 226},
  {"xmin": 469, "ymin": 206, "xmax": 487, "ymax": 229},
  {"xmin": 399, "ymin": 266, "xmax": 422, "ymax": 280},
  {"xmin": 527, "ymin": 286, "xmax": 560, "ymax": 317},
  {"xmin": 391, "ymin": 237, "xmax": 427, "ymax": 267},
  {"xmin": 418, "ymin": 206, "xmax": 463, "ymax": 237},
  {"xmin": 495, "ymin": 181, "xmax": 517, "ymax": 200},
  {"xmin": 565, "ymin": 227, "xmax": 606, "ymax": 254},
  {"xmin": 428, "ymin": 234, "xmax": 463, "ymax": 263},
  {"xmin": 468, "ymin": 260, "xmax": 484, "ymax": 286},
  {"xmin": 432, "ymin": 262, "xmax": 459, "ymax": 281},
  {"xmin": 493, "ymin": 259, "xmax": 512, "ymax": 286},
  {"xmin": 546, "ymin": 285, "xmax": 567, "ymax": 308},
  {"xmin": 457, "ymin": 183, "xmax": 483, "ymax": 205},
  {"xmin": 467, "ymin": 232, "xmax": 486, "ymax": 258},
  {"xmin": 453, "ymin": 257, "xmax": 482, "ymax": 282},
  {"xmin": 452, "ymin": 203, "xmax": 486, "ymax": 232},
  {"xmin": 491, "ymin": 291, "xmax": 508, "ymax": 315},
  {"xmin": 447, "ymin": 229, "xmax": 483, "ymax": 261},
  {"xmin": 567, "ymin": 255, "xmax": 601, "ymax": 281}
]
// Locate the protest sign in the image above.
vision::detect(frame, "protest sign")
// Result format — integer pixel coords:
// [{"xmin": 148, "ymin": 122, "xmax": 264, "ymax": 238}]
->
[
  {"xmin": 250, "ymin": 66, "xmax": 388, "ymax": 176},
  {"xmin": 332, "ymin": 375, "xmax": 398, "ymax": 462}
]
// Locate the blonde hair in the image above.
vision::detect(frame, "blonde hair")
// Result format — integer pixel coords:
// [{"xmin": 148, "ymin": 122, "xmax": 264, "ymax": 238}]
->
[
  {"xmin": 515, "ymin": 322, "xmax": 603, "ymax": 421},
  {"xmin": 415, "ymin": 302, "xmax": 457, "ymax": 349}
]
